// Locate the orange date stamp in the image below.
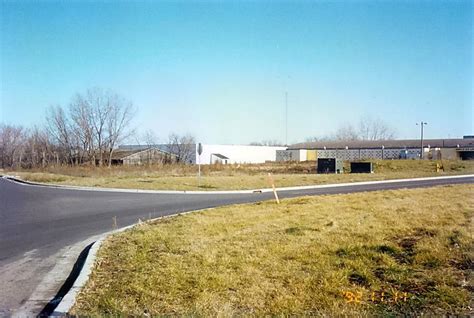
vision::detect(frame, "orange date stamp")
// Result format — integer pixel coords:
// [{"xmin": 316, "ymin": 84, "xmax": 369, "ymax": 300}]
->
[{"xmin": 342, "ymin": 290, "xmax": 409, "ymax": 304}]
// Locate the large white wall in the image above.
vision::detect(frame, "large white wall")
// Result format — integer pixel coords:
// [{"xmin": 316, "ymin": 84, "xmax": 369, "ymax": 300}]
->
[{"xmin": 196, "ymin": 144, "xmax": 287, "ymax": 164}]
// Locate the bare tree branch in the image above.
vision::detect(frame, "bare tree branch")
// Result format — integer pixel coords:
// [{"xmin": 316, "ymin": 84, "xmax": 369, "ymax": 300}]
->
[{"xmin": 167, "ymin": 133, "xmax": 196, "ymax": 164}]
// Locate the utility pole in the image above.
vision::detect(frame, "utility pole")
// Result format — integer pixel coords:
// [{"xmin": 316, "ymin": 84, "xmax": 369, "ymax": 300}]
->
[
  {"xmin": 416, "ymin": 122, "xmax": 428, "ymax": 159},
  {"xmin": 285, "ymin": 91, "xmax": 288, "ymax": 146}
]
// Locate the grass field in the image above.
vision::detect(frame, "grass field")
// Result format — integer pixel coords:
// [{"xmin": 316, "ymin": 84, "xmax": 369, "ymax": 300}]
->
[
  {"xmin": 7, "ymin": 160, "xmax": 474, "ymax": 191},
  {"xmin": 71, "ymin": 185, "xmax": 473, "ymax": 316}
]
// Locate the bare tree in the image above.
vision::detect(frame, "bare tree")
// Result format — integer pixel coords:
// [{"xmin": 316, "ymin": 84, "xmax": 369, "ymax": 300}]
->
[
  {"xmin": 135, "ymin": 129, "xmax": 159, "ymax": 166},
  {"xmin": 142, "ymin": 129, "xmax": 158, "ymax": 148},
  {"xmin": 1, "ymin": 88, "xmax": 136, "ymax": 169},
  {"xmin": 86, "ymin": 88, "xmax": 111, "ymax": 166},
  {"xmin": 22, "ymin": 126, "xmax": 53, "ymax": 168},
  {"xmin": 0, "ymin": 124, "xmax": 26, "ymax": 168},
  {"xmin": 0, "ymin": 125, "xmax": 53, "ymax": 169},
  {"xmin": 70, "ymin": 94, "xmax": 95, "ymax": 164},
  {"xmin": 43, "ymin": 88, "xmax": 136, "ymax": 167},
  {"xmin": 358, "ymin": 116, "xmax": 396, "ymax": 140},
  {"xmin": 334, "ymin": 123, "xmax": 359, "ymax": 141},
  {"xmin": 46, "ymin": 105, "xmax": 75, "ymax": 165},
  {"xmin": 105, "ymin": 94, "xmax": 136, "ymax": 167},
  {"xmin": 37, "ymin": 127, "xmax": 53, "ymax": 167},
  {"xmin": 167, "ymin": 133, "xmax": 196, "ymax": 164},
  {"xmin": 306, "ymin": 117, "xmax": 396, "ymax": 142}
]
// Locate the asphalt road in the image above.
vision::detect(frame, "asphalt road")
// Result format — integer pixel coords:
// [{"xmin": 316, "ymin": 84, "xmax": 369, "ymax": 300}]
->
[{"xmin": 1, "ymin": 175, "xmax": 473, "ymax": 316}]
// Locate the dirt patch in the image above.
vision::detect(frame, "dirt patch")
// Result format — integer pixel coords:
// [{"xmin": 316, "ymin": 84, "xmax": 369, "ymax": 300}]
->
[
  {"xmin": 392, "ymin": 228, "xmax": 438, "ymax": 264},
  {"xmin": 348, "ymin": 272, "xmax": 369, "ymax": 287}
]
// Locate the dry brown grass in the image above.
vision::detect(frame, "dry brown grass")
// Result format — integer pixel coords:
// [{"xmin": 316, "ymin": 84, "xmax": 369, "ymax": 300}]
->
[
  {"xmin": 71, "ymin": 185, "xmax": 474, "ymax": 316},
  {"xmin": 8, "ymin": 160, "xmax": 474, "ymax": 191}
]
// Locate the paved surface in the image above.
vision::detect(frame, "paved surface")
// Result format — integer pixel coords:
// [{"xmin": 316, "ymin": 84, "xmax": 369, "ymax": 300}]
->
[{"xmin": 1, "ymin": 175, "xmax": 473, "ymax": 316}]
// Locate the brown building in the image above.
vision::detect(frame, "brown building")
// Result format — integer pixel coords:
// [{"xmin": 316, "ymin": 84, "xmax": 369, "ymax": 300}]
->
[{"xmin": 98, "ymin": 148, "xmax": 177, "ymax": 166}]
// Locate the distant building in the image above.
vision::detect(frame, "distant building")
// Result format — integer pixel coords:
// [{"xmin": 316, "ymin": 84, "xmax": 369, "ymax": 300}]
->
[
  {"xmin": 210, "ymin": 153, "xmax": 230, "ymax": 164},
  {"xmin": 119, "ymin": 144, "xmax": 286, "ymax": 164},
  {"xmin": 119, "ymin": 137, "xmax": 474, "ymax": 164},
  {"xmin": 197, "ymin": 144, "xmax": 286, "ymax": 164},
  {"xmin": 288, "ymin": 138, "xmax": 474, "ymax": 161},
  {"xmin": 119, "ymin": 144, "xmax": 195, "ymax": 164},
  {"xmin": 104, "ymin": 148, "xmax": 176, "ymax": 165}
]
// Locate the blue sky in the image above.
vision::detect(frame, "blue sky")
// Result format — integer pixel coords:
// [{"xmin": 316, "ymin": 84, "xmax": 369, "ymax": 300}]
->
[{"xmin": 1, "ymin": 0, "xmax": 472, "ymax": 144}]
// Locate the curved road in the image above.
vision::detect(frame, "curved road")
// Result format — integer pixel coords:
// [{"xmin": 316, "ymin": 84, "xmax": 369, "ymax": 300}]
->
[{"xmin": 1, "ymin": 175, "xmax": 473, "ymax": 316}]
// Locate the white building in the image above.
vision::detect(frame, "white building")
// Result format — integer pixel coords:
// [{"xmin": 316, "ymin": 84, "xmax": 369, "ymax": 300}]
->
[{"xmin": 196, "ymin": 144, "xmax": 287, "ymax": 165}]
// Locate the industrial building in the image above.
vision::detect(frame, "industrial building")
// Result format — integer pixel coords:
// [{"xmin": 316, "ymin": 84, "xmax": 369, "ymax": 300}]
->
[
  {"xmin": 119, "ymin": 144, "xmax": 286, "ymax": 164},
  {"xmin": 117, "ymin": 136, "xmax": 474, "ymax": 166},
  {"xmin": 196, "ymin": 144, "xmax": 286, "ymax": 164},
  {"xmin": 288, "ymin": 137, "xmax": 474, "ymax": 161}
]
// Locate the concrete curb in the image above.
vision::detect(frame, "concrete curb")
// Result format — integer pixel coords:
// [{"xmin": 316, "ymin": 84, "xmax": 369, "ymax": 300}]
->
[
  {"xmin": 2, "ymin": 175, "xmax": 262, "ymax": 194},
  {"xmin": 50, "ymin": 237, "xmax": 105, "ymax": 316},
  {"xmin": 3, "ymin": 174, "xmax": 474, "ymax": 195},
  {"xmin": 50, "ymin": 208, "xmax": 211, "ymax": 316}
]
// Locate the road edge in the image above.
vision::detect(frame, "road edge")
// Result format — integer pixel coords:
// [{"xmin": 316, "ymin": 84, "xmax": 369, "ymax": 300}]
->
[
  {"xmin": 3, "ymin": 174, "xmax": 474, "ymax": 195},
  {"xmin": 50, "ymin": 226, "xmax": 132, "ymax": 316}
]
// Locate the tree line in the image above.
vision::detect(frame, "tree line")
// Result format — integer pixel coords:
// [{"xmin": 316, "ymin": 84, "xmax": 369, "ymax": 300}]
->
[
  {"xmin": 249, "ymin": 117, "xmax": 396, "ymax": 146},
  {"xmin": 0, "ymin": 88, "xmax": 198, "ymax": 169},
  {"xmin": 1, "ymin": 88, "xmax": 135, "ymax": 168},
  {"xmin": 305, "ymin": 117, "xmax": 396, "ymax": 142}
]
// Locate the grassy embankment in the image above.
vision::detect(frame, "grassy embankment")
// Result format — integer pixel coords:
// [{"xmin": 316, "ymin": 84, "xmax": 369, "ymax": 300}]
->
[
  {"xmin": 72, "ymin": 185, "xmax": 473, "ymax": 316},
  {"xmin": 7, "ymin": 160, "xmax": 474, "ymax": 191}
]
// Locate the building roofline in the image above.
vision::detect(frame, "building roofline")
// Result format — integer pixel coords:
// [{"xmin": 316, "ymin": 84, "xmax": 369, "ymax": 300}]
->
[
  {"xmin": 116, "ymin": 147, "xmax": 176, "ymax": 160},
  {"xmin": 288, "ymin": 138, "xmax": 473, "ymax": 150}
]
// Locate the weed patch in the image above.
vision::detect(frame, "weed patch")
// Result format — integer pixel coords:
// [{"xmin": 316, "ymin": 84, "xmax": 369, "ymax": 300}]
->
[{"xmin": 9, "ymin": 159, "xmax": 474, "ymax": 191}]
